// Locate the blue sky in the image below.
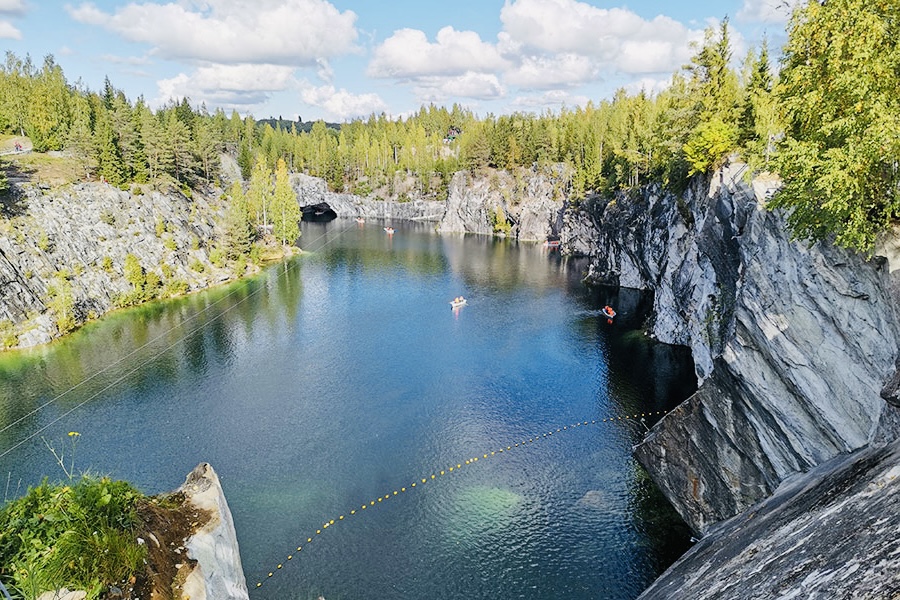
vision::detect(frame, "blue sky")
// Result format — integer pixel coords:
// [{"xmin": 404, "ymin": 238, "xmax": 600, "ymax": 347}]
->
[{"xmin": 0, "ymin": 0, "xmax": 796, "ymax": 122}]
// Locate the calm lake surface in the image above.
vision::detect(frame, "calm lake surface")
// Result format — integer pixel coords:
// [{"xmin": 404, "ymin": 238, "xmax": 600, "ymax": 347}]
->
[{"xmin": 0, "ymin": 219, "xmax": 695, "ymax": 600}]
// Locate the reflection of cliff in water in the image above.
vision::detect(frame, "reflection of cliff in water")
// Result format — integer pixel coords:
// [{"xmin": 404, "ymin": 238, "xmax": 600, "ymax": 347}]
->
[
  {"xmin": 591, "ymin": 286, "xmax": 697, "ymax": 423},
  {"xmin": 588, "ymin": 285, "xmax": 698, "ymax": 577}
]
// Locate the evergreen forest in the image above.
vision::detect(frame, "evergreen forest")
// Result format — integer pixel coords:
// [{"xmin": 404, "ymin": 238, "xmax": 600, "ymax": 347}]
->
[{"xmin": 0, "ymin": 0, "xmax": 897, "ymax": 254}]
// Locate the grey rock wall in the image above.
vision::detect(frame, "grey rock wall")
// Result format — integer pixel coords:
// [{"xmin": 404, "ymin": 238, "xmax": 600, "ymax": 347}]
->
[
  {"xmin": 638, "ymin": 438, "xmax": 900, "ymax": 599},
  {"xmin": 562, "ymin": 162, "xmax": 900, "ymax": 533},
  {"xmin": 0, "ymin": 181, "xmax": 234, "ymax": 349},
  {"xmin": 292, "ymin": 168, "xmax": 566, "ymax": 241}
]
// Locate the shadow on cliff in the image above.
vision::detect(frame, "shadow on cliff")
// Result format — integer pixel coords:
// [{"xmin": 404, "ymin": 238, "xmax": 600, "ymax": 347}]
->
[{"xmin": 0, "ymin": 163, "xmax": 29, "ymax": 218}]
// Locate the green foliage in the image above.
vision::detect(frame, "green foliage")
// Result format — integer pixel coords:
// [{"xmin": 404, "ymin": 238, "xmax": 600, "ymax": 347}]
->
[
  {"xmin": 490, "ymin": 208, "xmax": 512, "ymax": 236},
  {"xmin": 100, "ymin": 256, "xmax": 113, "ymax": 272},
  {"xmin": 99, "ymin": 209, "xmax": 116, "ymax": 226},
  {"xmin": 123, "ymin": 253, "xmax": 143, "ymax": 288},
  {"xmin": 160, "ymin": 278, "xmax": 189, "ymax": 298},
  {"xmin": 0, "ymin": 318, "xmax": 17, "ymax": 349},
  {"xmin": 208, "ymin": 246, "xmax": 225, "ymax": 268},
  {"xmin": 0, "ymin": 159, "xmax": 8, "ymax": 195},
  {"xmin": 683, "ymin": 118, "xmax": 738, "ymax": 175},
  {"xmin": 771, "ymin": 0, "xmax": 900, "ymax": 254},
  {"xmin": 47, "ymin": 271, "xmax": 76, "ymax": 334},
  {"xmin": 0, "ymin": 475, "xmax": 147, "ymax": 599},
  {"xmin": 37, "ymin": 231, "xmax": 51, "ymax": 252},
  {"xmin": 189, "ymin": 258, "xmax": 206, "ymax": 273},
  {"xmin": 272, "ymin": 158, "xmax": 301, "ymax": 246}
]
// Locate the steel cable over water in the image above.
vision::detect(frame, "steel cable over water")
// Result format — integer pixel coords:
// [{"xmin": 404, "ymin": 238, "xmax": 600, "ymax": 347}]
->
[
  {"xmin": 254, "ymin": 410, "xmax": 669, "ymax": 589},
  {"xmin": 0, "ymin": 220, "xmax": 360, "ymax": 462}
]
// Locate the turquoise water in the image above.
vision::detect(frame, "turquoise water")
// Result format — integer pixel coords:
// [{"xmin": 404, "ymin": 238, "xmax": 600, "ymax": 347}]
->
[{"xmin": 0, "ymin": 219, "xmax": 695, "ymax": 599}]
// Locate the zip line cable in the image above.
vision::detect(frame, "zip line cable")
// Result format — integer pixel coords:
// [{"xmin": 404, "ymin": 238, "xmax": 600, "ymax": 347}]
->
[{"xmin": 0, "ymin": 219, "xmax": 359, "ymax": 460}]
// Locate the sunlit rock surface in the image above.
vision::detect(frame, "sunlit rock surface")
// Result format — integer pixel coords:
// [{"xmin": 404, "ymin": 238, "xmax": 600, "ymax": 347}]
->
[
  {"xmin": 638, "ymin": 439, "xmax": 900, "ymax": 599},
  {"xmin": 181, "ymin": 463, "xmax": 249, "ymax": 600}
]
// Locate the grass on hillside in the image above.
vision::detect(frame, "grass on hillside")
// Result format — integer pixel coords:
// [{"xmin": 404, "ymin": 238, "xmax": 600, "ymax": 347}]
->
[{"xmin": 0, "ymin": 135, "xmax": 85, "ymax": 187}]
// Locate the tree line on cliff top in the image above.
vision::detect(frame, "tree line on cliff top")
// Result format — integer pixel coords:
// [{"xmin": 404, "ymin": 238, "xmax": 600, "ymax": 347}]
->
[{"xmin": 0, "ymin": 0, "xmax": 897, "ymax": 254}]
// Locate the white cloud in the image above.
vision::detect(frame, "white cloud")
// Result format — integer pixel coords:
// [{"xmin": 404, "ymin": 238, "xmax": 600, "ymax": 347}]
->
[
  {"xmin": 157, "ymin": 63, "xmax": 297, "ymax": 110},
  {"xmin": 0, "ymin": 19, "xmax": 20, "ymax": 38},
  {"xmin": 504, "ymin": 53, "xmax": 597, "ymax": 89},
  {"xmin": 500, "ymin": 0, "xmax": 700, "ymax": 74},
  {"xmin": 300, "ymin": 84, "xmax": 388, "ymax": 120},
  {"xmin": 737, "ymin": 0, "xmax": 798, "ymax": 24},
  {"xmin": 0, "ymin": 0, "xmax": 26, "ymax": 15},
  {"xmin": 511, "ymin": 89, "xmax": 589, "ymax": 109},
  {"xmin": 412, "ymin": 72, "xmax": 505, "ymax": 103},
  {"xmin": 368, "ymin": 26, "xmax": 508, "ymax": 78},
  {"xmin": 621, "ymin": 76, "xmax": 672, "ymax": 97},
  {"xmin": 67, "ymin": 0, "xmax": 359, "ymax": 65}
]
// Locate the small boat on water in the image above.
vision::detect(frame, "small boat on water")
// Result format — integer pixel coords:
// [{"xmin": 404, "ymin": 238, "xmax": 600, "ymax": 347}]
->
[
  {"xmin": 543, "ymin": 239, "xmax": 560, "ymax": 248},
  {"xmin": 450, "ymin": 297, "xmax": 467, "ymax": 309},
  {"xmin": 384, "ymin": 227, "xmax": 395, "ymax": 235},
  {"xmin": 356, "ymin": 217, "xmax": 365, "ymax": 224},
  {"xmin": 601, "ymin": 305, "xmax": 616, "ymax": 323}
]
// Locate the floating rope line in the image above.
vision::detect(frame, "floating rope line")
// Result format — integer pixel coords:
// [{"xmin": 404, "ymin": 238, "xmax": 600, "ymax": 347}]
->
[
  {"xmin": 255, "ymin": 410, "xmax": 668, "ymax": 589},
  {"xmin": 0, "ymin": 220, "xmax": 359, "ymax": 461}
]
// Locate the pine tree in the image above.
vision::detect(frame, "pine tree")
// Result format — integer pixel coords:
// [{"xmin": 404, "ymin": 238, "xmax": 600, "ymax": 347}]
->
[
  {"xmin": 272, "ymin": 158, "xmax": 301, "ymax": 247},
  {"xmin": 247, "ymin": 156, "xmax": 272, "ymax": 232},
  {"xmin": 224, "ymin": 181, "xmax": 253, "ymax": 258}
]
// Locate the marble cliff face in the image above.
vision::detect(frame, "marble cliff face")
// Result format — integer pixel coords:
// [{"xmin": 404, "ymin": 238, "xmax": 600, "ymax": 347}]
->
[{"xmin": 560, "ymin": 162, "xmax": 900, "ymax": 533}]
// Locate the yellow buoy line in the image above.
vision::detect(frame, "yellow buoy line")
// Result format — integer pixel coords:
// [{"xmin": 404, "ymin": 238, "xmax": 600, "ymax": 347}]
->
[{"xmin": 255, "ymin": 409, "xmax": 669, "ymax": 589}]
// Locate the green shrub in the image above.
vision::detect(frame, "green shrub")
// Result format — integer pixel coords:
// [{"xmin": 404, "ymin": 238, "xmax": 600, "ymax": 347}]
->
[
  {"xmin": 209, "ymin": 247, "xmax": 225, "ymax": 268},
  {"xmin": 0, "ymin": 476, "xmax": 147, "ymax": 599},
  {"xmin": 160, "ymin": 279, "xmax": 189, "ymax": 298},
  {"xmin": 101, "ymin": 256, "xmax": 113, "ymax": 272},
  {"xmin": 37, "ymin": 231, "xmax": 51, "ymax": 252},
  {"xmin": 490, "ymin": 208, "xmax": 511, "ymax": 236},
  {"xmin": 0, "ymin": 318, "xmax": 17, "ymax": 349},
  {"xmin": 189, "ymin": 259, "xmax": 205, "ymax": 273}
]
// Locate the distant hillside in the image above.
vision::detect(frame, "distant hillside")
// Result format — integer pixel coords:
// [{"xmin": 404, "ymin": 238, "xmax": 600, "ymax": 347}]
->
[{"xmin": 256, "ymin": 117, "xmax": 341, "ymax": 133}]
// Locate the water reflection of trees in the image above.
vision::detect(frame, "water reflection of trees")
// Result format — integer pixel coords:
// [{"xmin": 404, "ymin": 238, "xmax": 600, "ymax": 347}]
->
[{"xmin": 0, "ymin": 270, "xmax": 287, "ymax": 436}]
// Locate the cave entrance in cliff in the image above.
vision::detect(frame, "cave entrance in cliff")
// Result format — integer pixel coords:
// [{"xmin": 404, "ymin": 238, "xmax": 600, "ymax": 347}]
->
[{"xmin": 301, "ymin": 202, "xmax": 338, "ymax": 222}]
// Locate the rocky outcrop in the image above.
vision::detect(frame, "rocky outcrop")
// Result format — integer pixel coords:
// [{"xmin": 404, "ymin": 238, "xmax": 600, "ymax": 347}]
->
[
  {"xmin": 291, "ymin": 173, "xmax": 445, "ymax": 222},
  {"xmin": 438, "ymin": 166, "xmax": 568, "ymax": 241},
  {"xmin": 638, "ymin": 438, "xmax": 900, "ymax": 599},
  {"xmin": 562, "ymin": 162, "xmax": 900, "ymax": 533},
  {"xmin": 180, "ymin": 463, "xmax": 249, "ymax": 600},
  {"xmin": 0, "ymin": 181, "xmax": 237, "ymax": 349},
  {"xmin": 292, "ymin": 167, "xmax": 567, "ymax": 241}
]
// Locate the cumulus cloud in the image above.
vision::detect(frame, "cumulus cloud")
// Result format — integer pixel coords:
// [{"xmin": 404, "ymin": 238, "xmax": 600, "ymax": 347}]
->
[
  {"xmin": 0, "ymin": 0, "xmax": 26, "ymax": 15},
  {"xmin": 67, "ymin": 0, "xmax": 359, "ymax": 65},
  {"xmin": 504, "ymin": 53, "xmax": 597, "ymax": 89},
  {"xmin": 737, "ymin": 0, "xmax": 798, "ymax": 24},
  {"xmin": 0, "ymin": 20, "xmax": 20, "ymax": 38},
  {"xmin": 157, "ymin": 63, "xmax": 297, "ymax": 110},
  {"xmin": 300, "ymin": 84, "xmax": 388, "ymax": 120},
  {"xmin": 0, "ymin": 0, "xmax": 25, "ymax": 39},
  {"xmin": 368, "ymin": 26, "xmax": 508, "ymax": 78},
  {"xmin": 500, "ymin": 0, "xmax": 700, "ymax": 74},
  {"xmin": 511, "ymin": 89, "xmax": 589, "ymax": 109},
  {"xmin": 412, "ymin": 72, "xmax": 505, "ymax": 103}
]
